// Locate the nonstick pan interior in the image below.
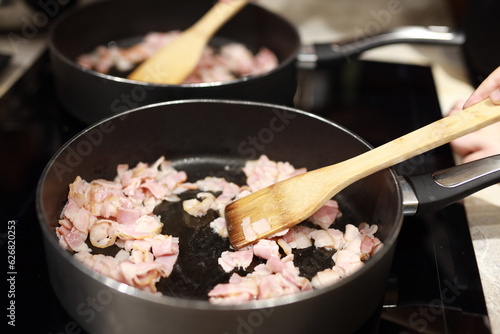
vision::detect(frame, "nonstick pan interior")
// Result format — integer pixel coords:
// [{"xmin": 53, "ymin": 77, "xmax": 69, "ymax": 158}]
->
[{"xmin": 37, "ymin": 100, "xmax": 402, "ymax": 303}]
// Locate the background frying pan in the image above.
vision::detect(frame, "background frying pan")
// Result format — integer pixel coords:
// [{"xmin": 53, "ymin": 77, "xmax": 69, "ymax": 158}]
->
[
  {"xmin": 36, "ymin": 100, "xmax": 500, "ymax": 334},
  {"xmin": 49, "ymin": 0, "xmax": 464, "ymax": 125}
]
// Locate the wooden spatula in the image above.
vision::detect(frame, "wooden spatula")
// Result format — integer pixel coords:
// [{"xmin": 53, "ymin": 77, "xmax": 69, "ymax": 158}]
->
[
  {"xmin": 226, "ymin": 98, "xmax": 500, "ymax": 249},
  {"xmin": 127, "ymin": 0, "xmax": 249, "ymax": 84}
]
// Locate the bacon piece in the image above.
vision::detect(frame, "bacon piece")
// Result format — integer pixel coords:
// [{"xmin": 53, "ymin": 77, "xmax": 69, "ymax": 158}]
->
[
  {"xmin": 182, "ymin": 192, "xmax": 215, "ymax": 217},
  {"xmin": 295, "ymin": 231, "xmax": 313, "ymax": 249},
  {"xmin": 218, "ymin": 249, "xmax": 254, "ymax": 272},
  {"xmin": 311, "ymin": 267, "xmax": 345, "ymax": 289},
  {"xmin": 116, "ymin": 208, "xmax": 140, "ymax": 226},
  {"xmin": 76, "ymin": 31, "xmax": 278, "ymax": 84},
  {"xmin": 61, "ymin": 199, "xmax": 92, "ymax": 233},
  {"xmin": 155, "ymin": 253, "xmax": 179, "ymax": 277},
  {"xmin": 251, "ymin": 218, "xmax": 272, "ymax": 235},
  {"xmin": 208, "ymin": 273, "xmax": 258, "ymax": 305},
  {"xmin": 57, "ymin": 226, "xmax": 90, "ymax": 253},
  {"xmin": 332, "ymin": 249, "xmax": 364, "ymax": 276},
  {"xmin": 89, "ymin": 219, "xmax": 117, "ymax": 248},
  {"xmin": 310, "ymin": 229, "xmax": 335, "ymax": 248},
  {"xmin": 327, "ymin": 228, "xmax": 346, "ymax": 250},
  {"xmin": 241, "ymin": 217, "xmax": 257, "ymax": 242},
  {"xmin": 253, "ymin": 239, "xmax": 280, "ymax": 260},
  {"xmin": 210, "ymin": 217, "xmax": 228, "ymax": 238},
  {"xmin": 120, "ymin": 261, "xmax": 163, "ymax": 293},
  {"xmin": 265, "ymin": 255, "xmax": 286, "ymax": 273},
  {"xmin": 243, "ymin": 155, "xmax": 307, "ymax": 192},
  {"xmin": 308, "ymin": 199, "xmax": 341, "ymax": 230},
  {"xmin": 150, "ymin": 235, "xmax": 179, "ymax": 257},
  {"xmin": 277, "ymin": 238, "xmax": 293, "ymax": 255}
]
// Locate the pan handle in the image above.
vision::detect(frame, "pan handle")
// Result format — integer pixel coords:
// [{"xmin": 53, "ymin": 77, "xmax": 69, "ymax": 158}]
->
[
  {"xmin": 401, "ymin": 154, "xmax": 500, "ymax": 216},
  {"xmin": 297, "ymin": 26, "xmax": 465, "ymax": 69}
]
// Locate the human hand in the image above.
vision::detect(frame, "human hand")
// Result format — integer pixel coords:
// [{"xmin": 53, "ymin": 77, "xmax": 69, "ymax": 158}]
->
[
  {"xmin": 448, "ymin": 66, "xmax": 500, "ymax": 163},
  {"xmin": 463, "ymin": 66, "xmax": 500, "ymax": 108}
]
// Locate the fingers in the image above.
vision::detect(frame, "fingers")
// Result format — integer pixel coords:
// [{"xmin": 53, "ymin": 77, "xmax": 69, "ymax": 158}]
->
[
  {"xmin": 490, "ymin": 88, "xmax": 500, "ymax": 104},
  {"xmin": 464, "ymin": 66, "xmax": 500, "ymax": 108},
  {"xmin": 446, "ymin": 99, "xmax": 466, "ymax": 116}
]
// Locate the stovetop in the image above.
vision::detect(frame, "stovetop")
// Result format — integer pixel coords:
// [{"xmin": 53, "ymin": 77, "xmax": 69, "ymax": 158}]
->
[{"xmin": 0, "ymin": 50, "xmax": 491, "ymax": 333}]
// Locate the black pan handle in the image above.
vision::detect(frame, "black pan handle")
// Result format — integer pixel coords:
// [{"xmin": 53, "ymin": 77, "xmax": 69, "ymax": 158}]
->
[
  {"xmin": 297, "ymin": 26, "xmax": 465, "ymax": 69},
  {"xmin": 401, "ymin": 154, "xmax": 500, "ymax": 216}
]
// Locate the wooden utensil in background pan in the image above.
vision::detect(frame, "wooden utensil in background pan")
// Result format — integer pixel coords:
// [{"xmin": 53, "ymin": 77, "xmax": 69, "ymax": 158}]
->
[{"xmin": 128, "ymin": 0, "xmax": 249, "ymax": 84}]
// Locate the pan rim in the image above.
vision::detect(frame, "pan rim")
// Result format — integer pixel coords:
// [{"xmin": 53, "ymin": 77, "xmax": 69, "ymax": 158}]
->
[
  {"xmin": 36, "ymin": 99, "xmax": 404, "ymax": 311},
  {"xmin": 48, "ymin": 1, "xmax": 301, "ymax": 89}
]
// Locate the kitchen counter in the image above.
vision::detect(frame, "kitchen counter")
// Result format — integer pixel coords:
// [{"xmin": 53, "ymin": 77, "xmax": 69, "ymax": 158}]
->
[{"xmin": 260, "ymin": 0, "xmax": 500, "ymax": 332}]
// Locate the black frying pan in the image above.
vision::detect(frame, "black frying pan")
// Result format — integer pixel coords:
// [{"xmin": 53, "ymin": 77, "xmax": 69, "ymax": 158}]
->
[
  {"xmin": 36, "ymin": 100, "xmax": 500, "ymax": 334},
  {"xmin": 49, "ymin": 0, "xmax": 464, "ymax": 125}
]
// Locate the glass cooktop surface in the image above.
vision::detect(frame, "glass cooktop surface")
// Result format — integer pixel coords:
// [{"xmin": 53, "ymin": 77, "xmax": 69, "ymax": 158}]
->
[{"xmin": 0, "ymin": 50, "xmax": 490, "ymax": 333}]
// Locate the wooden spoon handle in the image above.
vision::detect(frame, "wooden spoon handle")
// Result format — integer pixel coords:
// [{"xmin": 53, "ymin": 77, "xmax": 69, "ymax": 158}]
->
[
  {"xmin": 323, "ymin": 98, "xmax": 500, "ymax": 193},
  {"xmin": 188, "ymin": 0, "xmax": 249, "ymax": 39}
]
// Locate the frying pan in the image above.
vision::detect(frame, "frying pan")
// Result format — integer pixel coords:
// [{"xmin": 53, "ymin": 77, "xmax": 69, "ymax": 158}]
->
[
  {"xmin": 36, "ymin": 100, "xmax": 500, "ymax": 334},
  {"xmin": 49, "ymin": 0, "xmax": 464, "ymax": 125}
]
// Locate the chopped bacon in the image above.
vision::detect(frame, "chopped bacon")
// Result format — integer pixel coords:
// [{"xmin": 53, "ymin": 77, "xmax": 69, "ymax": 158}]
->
[
  {"xmin": 311, "ymin": 267, "xmax": 344, "ymax": 289},
  {"xmin": 310, "ymin": 229, "xmax": 336, "ymax": 249},
  {"xmin": 308, "ymin": 199, "xmax": 341, "ymax": 230},
  {"xmin": 253, "ymin": 239, "xmax": 280, "ymax": 260},
  {"xmin": 250, "ymin": 218, "xmax": 272, "ymax": 235},
  {"xmin": 58, "ymin": 157, "xmax": 183, "ymax": 294},
  {"xmin": 120, "ymin": 261, "xmax": 163, "ymax": 293},
  {"xmin": 333, "ymin": 249, "xmax": 365, "ymax": 276},
  {"xmin": 58, "ymin": 227, "xmax": 90, "ymax": 253},
  {"xmin": 241, "ymin": 217, "xmax": 258, "ymax": 242},
  {"xmin": 210, "ymin": 217, "xmax": 228, "ymax": 237},
  {"xmin": 150, "ymin": 235, "xmax": 179, "ymax": 257},
  {"xmin": 208, "ymin": 273, "xmax": 259, "ymax": 305},
  {"xmin": 295, "ymin": 231, "xmax": 313, "ymax": 249},
  {"xmin": 58, "ymin": 154, "xmax": 383, "ymax": 303},
  {"xmin": 182, "ymin": 192, "xmax": 215, "ymax": 217},
  {"xmin": 89, "ymin": 219, "xmax": 116, "ymax": 248},
  {"xmin": 243, "ymin": 155, "xmax": 306, "ymax": 192},
  {"xmin": 218, "ymin": 249, "xmax": 254, "ymax": 272},
  {"xmin": 155, "ymin": 253, "xmax": 179, "ymax": 277},
  {"xmin": 76, "ymin": 31, "xmax": 278, "ymax": 84},
  {"xmin": 277, "ymin": 238, "xmax": 293, "ymax": 255}
]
